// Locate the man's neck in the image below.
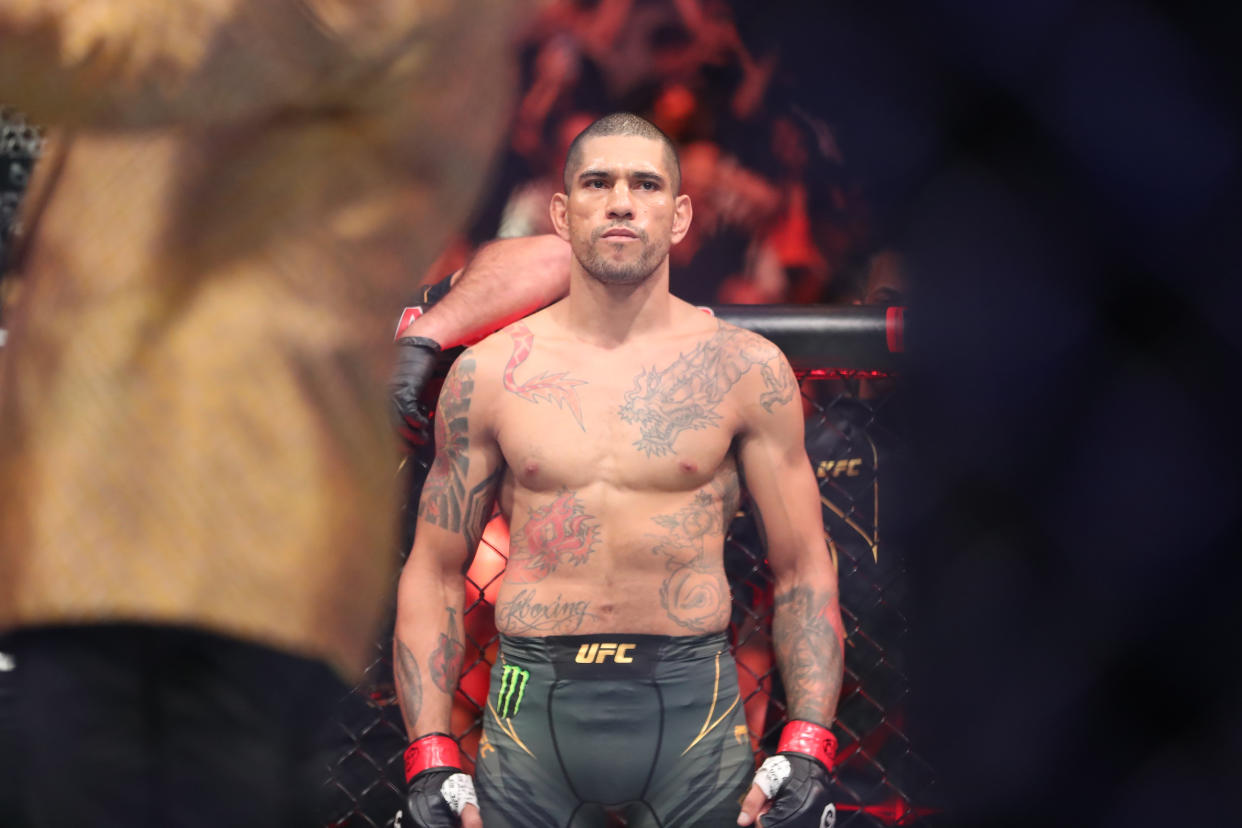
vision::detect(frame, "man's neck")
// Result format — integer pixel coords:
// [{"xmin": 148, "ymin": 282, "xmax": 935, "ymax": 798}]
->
[{"xmin": 560, "ymin": 262, "xmax": 675, "ymax": 347}]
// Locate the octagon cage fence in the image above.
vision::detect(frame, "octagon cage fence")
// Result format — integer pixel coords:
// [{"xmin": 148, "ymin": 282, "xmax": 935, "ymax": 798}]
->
[{"xmin": 320, "ymin": 304, "xmax": 941, "ymax": 827}]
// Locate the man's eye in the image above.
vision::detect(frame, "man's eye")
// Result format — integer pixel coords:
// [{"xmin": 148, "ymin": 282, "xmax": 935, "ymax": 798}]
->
[
  {"xmin": 588, "ymin": 180, "xmax": 607, "ymax": 188},
  {"xmin": 640, "ymin": 181, "xmax": 658, "ymax": 191}
]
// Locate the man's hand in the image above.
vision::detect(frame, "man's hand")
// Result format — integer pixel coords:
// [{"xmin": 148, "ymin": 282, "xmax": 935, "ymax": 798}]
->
[
  {"xmin": 400, "ymin": 769, "xmax": 481, "ymax": 828},
  {"xmin": 737, "ymin": 721, "xmax": 837, "ymax": 827},
  {"xmin": 396, "ymin": 734, "xmax": 481, "ymax": 828},
  {"xmin": 390, "ymin": 335, "xmax": 442, "ymax": 450}
]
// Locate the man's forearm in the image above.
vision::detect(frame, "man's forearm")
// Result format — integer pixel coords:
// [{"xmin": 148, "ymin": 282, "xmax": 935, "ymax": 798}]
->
[
  {"xmin": 771, "ymin": 579, "xmax": 845, "ymax": 725},
  {"xmin": 394, "ymin": 575, "xmax": 468, "ymax": 738},
  {"xmin": 399, "ymin": 234, "xmax": 571, "ymax": 348}
]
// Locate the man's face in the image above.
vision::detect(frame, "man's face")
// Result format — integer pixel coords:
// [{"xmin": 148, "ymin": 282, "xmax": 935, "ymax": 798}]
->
[
  {"xmin": 862, "ymin": 251, "xmax": 906, "ymax": 307},
  {"xmin": 551, "ymin": 135, "xmax": 691, "ymax": 286}
]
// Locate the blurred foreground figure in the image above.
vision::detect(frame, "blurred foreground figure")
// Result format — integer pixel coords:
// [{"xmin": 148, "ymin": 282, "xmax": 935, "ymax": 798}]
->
[{"xmin": 0, "ymin": 1, "xmax": 529, "ymax": 825}]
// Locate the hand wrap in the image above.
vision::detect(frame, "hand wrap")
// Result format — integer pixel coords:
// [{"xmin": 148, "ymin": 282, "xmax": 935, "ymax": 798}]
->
[
  {"xmin": 750, "ymin": 721, "xmax": 838, "ymax": 828},
  {"xmin": 398, "ymin": 734, "xmax": 477, "ymax": 828},
  {"xmin": 389, "ymin": 334, "xmax": 441, "ymax": 450}
]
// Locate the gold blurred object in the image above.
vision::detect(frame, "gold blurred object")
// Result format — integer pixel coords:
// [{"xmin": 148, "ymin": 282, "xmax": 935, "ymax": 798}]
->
[{"xmin": 0, "ymin": 0, "xmax": 531, "ymax": 679}]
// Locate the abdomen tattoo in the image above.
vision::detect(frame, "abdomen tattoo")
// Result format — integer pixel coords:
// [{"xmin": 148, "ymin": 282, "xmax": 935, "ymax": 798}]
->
[
  {"xmin": 646, "ymin": 475, "xmax": 737, "ymax": 633},
  {"xmin": 506, "ymin": 488, "xmax": 601, "ymax": 583}
]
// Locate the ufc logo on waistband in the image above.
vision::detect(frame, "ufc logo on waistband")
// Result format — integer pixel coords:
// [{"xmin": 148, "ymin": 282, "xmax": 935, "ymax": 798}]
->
[{"xmin": 575, "ymin": 643, "xmax": 636, "ymax": 664}]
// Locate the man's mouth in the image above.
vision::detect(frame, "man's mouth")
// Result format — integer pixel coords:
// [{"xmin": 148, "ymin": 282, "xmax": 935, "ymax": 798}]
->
[{"xmin": 602, "ymin": 228, "xmax": 639, "ymax": 240}]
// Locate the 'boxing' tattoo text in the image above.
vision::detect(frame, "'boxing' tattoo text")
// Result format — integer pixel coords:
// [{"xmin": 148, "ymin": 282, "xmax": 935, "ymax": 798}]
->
[
  {"xmin": 504, "ymin": 322, "xmax": 587, "ymax": 431},
  {"xmin": 620, "ymin": 323, "xmax": 796, "ymax": 456},
  {"xmin": 646, "ymin": 467, "xmax": 740, "ymax": 633},
  {"xmin": 772, "ymin": 585, "xmax": 844, "ymax": 723},
  {"xmin": 496, "ymin": 589, "xmax": 599, "ymax": 635},
  {"xmin": 506, "ymin": 488, "xmax": 602, "ymax": 583}
]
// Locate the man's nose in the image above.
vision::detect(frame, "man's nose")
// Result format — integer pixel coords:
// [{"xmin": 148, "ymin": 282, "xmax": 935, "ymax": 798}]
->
[{"xmin": 606, "ymin": 184, "xmax": 634, "ymax": 220}]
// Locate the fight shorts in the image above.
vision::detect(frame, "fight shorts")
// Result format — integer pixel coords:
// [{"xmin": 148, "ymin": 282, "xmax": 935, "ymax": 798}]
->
[{"xmin": 476, "ymin": 632, "xmax": 753, "ymax": 827}]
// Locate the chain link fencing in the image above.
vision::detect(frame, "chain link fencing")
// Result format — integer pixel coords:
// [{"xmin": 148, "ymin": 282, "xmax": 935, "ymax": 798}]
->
[{"xmin": 320, "ymin": 370, "xmax": 942, "ymax": 827}]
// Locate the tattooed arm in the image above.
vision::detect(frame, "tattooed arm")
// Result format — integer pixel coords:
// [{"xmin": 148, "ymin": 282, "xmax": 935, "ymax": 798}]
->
[
  {"xmin": 394, "ymin": 349, "xmax": 505, "ymax": 740},
  {"xmin": 734, "ymin": 339, "xmax": 844, "ymax": 727}
]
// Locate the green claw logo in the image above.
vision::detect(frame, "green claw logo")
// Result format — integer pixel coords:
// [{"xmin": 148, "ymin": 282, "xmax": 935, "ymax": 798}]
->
[{"xmin": 497, "ymin": 665, "xmax": 530, "ymax": 718}]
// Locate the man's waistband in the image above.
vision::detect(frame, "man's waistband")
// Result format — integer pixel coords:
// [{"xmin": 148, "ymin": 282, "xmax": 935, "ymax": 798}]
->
[{"xmin": 499, "ymin": 631, "xmax": 729, "ymax": 679}]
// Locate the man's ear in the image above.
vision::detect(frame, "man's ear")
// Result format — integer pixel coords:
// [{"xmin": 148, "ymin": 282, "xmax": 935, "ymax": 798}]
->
[
  {"xmin": 550, "ymin": 192, "xmax": 571, "ymax": 241},
  {"xmin": 670, "ymin": 193, "xmax": 693, "ymax": 244}
]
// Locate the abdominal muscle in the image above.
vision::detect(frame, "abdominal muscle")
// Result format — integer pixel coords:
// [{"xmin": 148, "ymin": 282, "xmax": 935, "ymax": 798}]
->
[{"xmin": 493, "ymin": 488, "xmax": 734, "ymax": 638}]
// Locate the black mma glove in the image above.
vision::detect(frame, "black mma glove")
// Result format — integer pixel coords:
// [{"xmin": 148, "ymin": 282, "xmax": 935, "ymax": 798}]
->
[
  {"xmin": 395, "ymin": 733, "xmax": 478, "ymax": 828},
  {"xmin": 750, "ymin": 720, "xmax": 838, "ymax": 828},
  {"xmin": 390, "ymin": 335, "xmax": 442, "ymax": 450}
]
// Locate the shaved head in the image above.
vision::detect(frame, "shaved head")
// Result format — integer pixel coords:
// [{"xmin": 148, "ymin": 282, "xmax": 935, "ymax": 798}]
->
[{"xmin": 562, "ymin": 112, "xmax": 681, "ymax": 194}]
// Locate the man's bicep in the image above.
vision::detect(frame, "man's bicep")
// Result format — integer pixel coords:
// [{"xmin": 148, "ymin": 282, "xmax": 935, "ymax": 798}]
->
[
  {"xmin": 736, "ymin": 354, "xmax": 825, "ymax": 575},
  {"xmin": 415, "ymin": 352, "xmax": 504, "ymax": 567},
  {"xmin": 416, "ymin": 447, "xmax": 504, "ymax": 563},
  {"xmin": 738, "ymin": 431, "xmax": 823, "ymax": 566}
]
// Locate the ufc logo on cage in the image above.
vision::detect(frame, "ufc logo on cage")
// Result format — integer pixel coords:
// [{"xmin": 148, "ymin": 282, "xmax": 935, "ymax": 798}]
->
[
  {"xmin": 575, "ymin": 642, "xmax": 636, "ymax": 664},
  {"xmin": 816, "ymin": 457, "xmax": 863, "ymax": 479}
]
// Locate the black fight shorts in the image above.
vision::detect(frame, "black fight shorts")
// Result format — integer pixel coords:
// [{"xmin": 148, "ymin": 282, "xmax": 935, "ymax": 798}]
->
[{"xmin": 476, "ymin": 632, "xmax": 753, "ymax": 827}]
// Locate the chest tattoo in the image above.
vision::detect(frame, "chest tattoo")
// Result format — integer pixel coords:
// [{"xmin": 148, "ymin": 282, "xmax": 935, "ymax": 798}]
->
[
  {"xmin": 619, "ymin": 326, "xmax": 792, "ymax": 456},
  {"xmin": 503, "ymin": 323, "xmax": 587, "ymax": 431}
]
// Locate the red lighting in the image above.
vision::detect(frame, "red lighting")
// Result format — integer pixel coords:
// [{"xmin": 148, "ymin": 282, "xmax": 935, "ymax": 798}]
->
[
  {"xmin": 799, "ymin": 368, "xmax": 896, "ymax": 380},
  {"xmin": 836, "ymin": 797, "xmax": 940, "ymax": 825},
  {"xmin": 886, "ymin": 306, "xmax": 904, "ymax": 353}
]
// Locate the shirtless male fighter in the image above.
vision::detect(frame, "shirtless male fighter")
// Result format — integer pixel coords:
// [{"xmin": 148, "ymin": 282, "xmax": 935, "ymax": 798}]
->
[{"xmin": 394, "ymin": 113, "xmax": 843, "ymax": 828}]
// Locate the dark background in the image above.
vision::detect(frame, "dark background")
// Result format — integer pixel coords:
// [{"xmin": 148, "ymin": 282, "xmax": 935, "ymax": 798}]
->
[{"xmin": 771, "ymin": 1, "xmax": 1242, "ymax": 824}]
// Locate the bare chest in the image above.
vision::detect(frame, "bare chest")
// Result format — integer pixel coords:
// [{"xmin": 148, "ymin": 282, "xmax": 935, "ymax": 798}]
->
[{"xmin": 494, "ymin": 347, "xmax": 740, "ymax": 493}]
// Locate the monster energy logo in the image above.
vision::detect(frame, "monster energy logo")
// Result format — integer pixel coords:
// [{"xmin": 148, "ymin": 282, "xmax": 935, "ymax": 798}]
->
[{"xmin": 498, "ymin": 664, "xmax": 530, "ymax": 718}]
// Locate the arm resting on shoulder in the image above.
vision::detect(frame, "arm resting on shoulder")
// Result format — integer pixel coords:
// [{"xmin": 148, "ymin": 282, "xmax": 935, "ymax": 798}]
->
[{"xmin": 398, "ymin": 234, "xmax": 571, "ymax": 349}]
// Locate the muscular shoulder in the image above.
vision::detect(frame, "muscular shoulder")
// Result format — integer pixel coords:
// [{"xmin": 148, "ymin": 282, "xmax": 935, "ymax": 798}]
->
[
  {"xmin": 442, "ymin": 308, "xmax": 558, "ymax": 400},
  {"xmin": 459, "ymin": 311, "xmax": 541, "ymax": 376},
  {"xmin": 711, "ymin": 319, "xmax": 785, "ymax": 364},
  {"xmin": 710, "ymin": 321, "xmax": 800, "ymax": 419},
  {"xmin": 455, "ymin": 328, "xmax": 510, "ymax": 373},
  {"xmin": 438, "ymin": 335, "xmax": 506, "ymax": 421}
]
